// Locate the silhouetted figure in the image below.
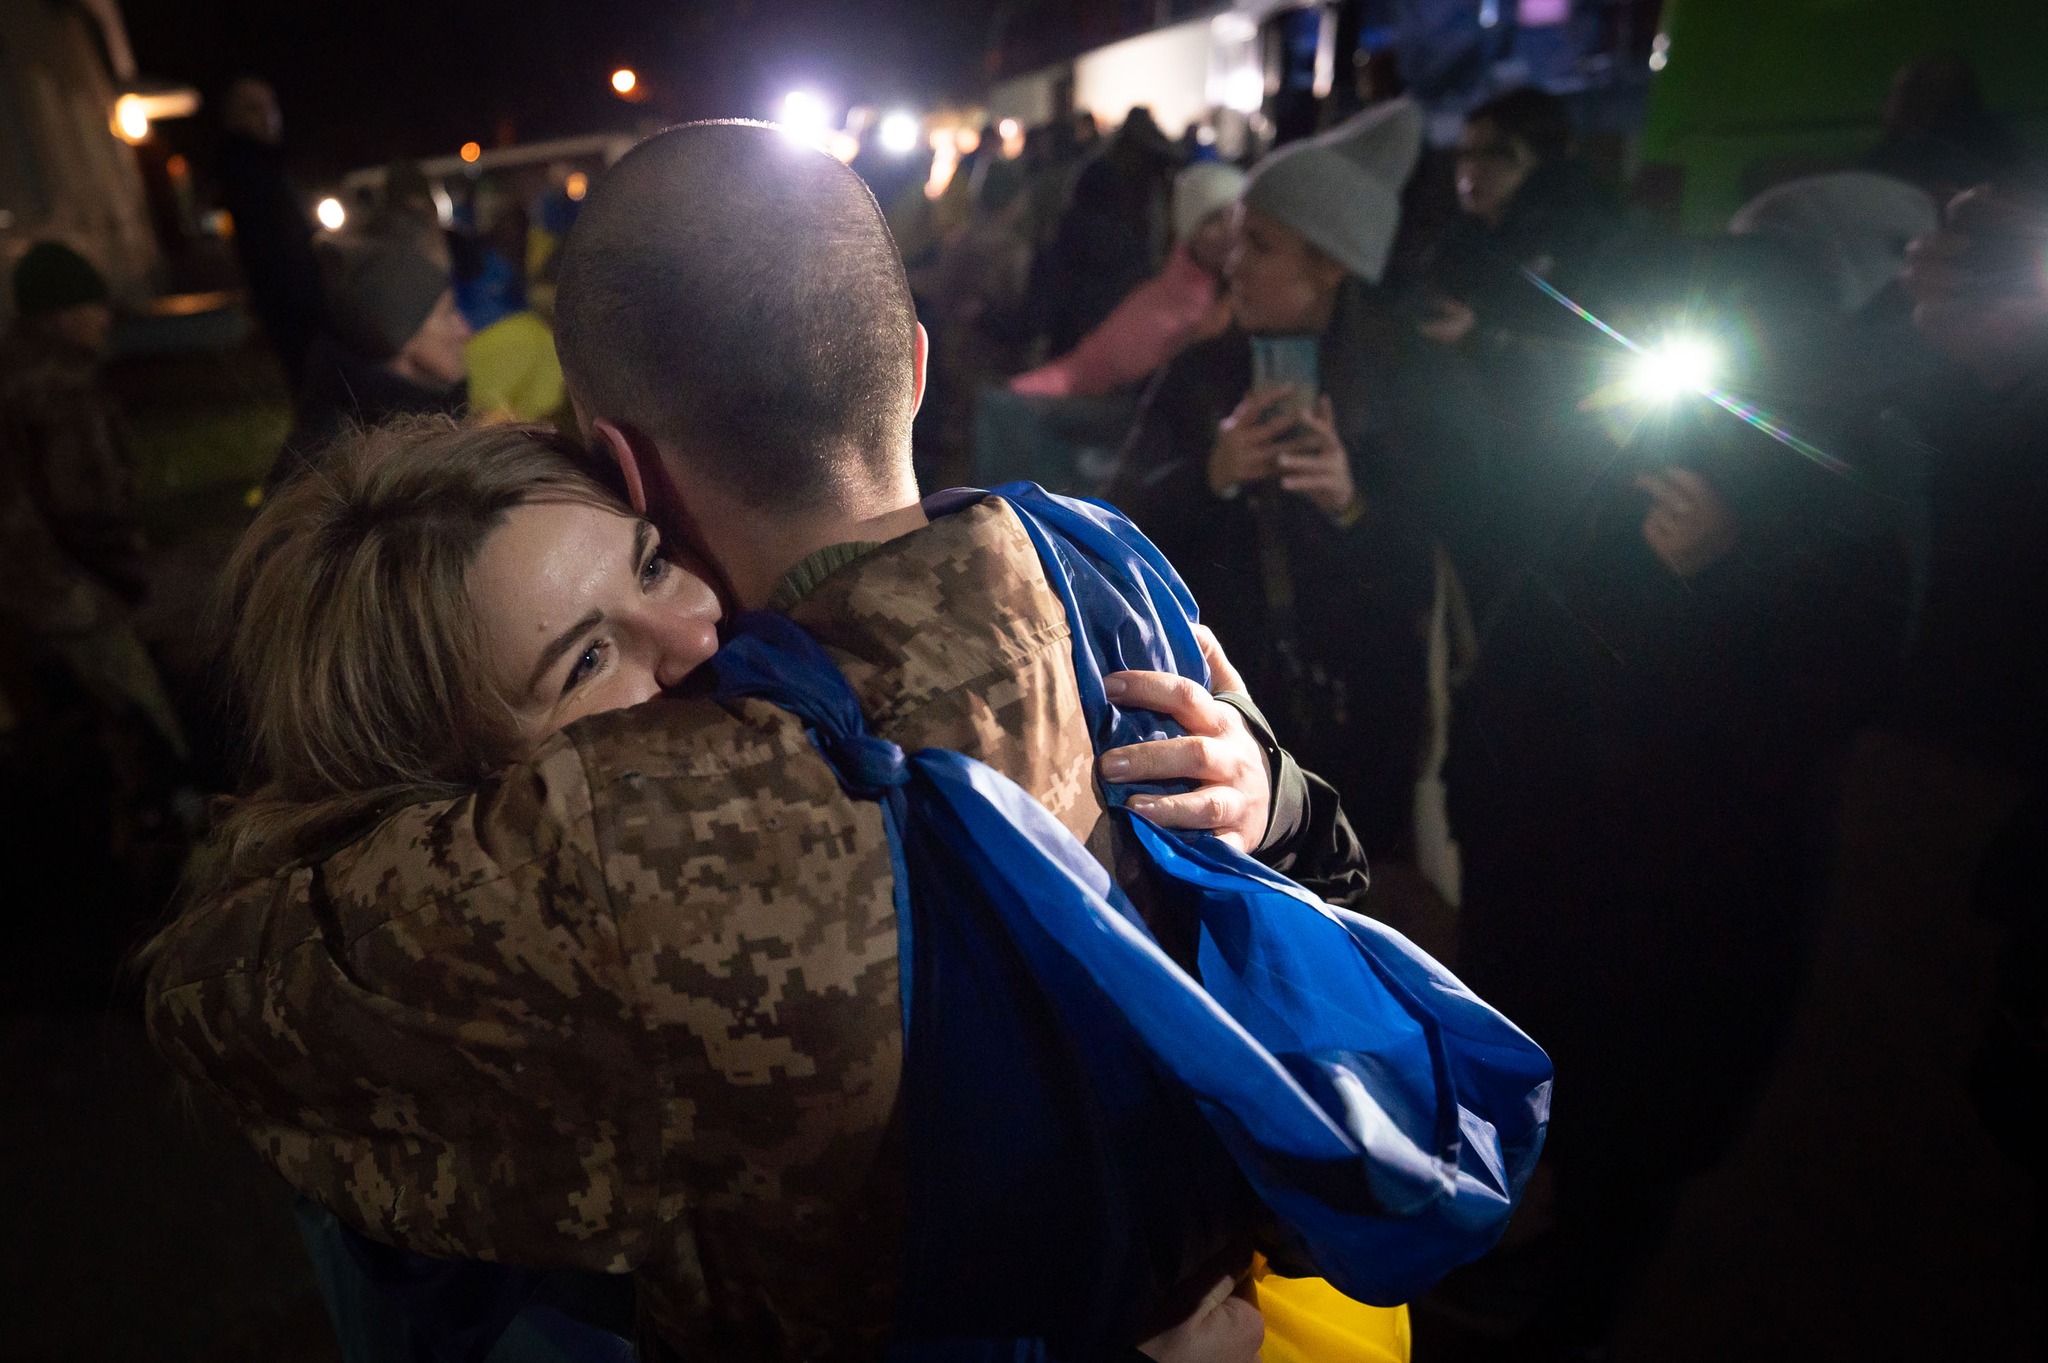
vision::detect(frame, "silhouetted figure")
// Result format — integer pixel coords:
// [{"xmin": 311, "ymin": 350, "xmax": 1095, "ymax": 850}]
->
[{"xmin": 216, "ymin": 78, "xmax": 329, "ymax": 389}]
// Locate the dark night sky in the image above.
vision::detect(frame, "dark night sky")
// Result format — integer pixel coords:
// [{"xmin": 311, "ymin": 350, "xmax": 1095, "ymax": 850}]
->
[{"xmin": 120, "ymin": 0, "xmax": 1010, "ymax": 183}]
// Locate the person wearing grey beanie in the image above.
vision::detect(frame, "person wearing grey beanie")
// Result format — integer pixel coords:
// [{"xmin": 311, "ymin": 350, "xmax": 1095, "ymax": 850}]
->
[
  {"xmin": 1237, "ymin": 96, "xmax": 1423, "ymax": 287},
  {"xmin": 269, "ymin": 242, "xmax": 471, "ymax": 486},
  {"xmin": 1107, "ymin": 114, "xmax": 1437, "ymax": 870}
]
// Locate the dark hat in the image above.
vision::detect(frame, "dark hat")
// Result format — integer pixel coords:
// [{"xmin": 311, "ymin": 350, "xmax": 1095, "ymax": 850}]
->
[
  {"xmin": 13, "ymin": 241, "xmax": 111, "ymax": 318},
  {"xmin": 337, "ymin": 241, "xmax": 449, "ymax": 358}
]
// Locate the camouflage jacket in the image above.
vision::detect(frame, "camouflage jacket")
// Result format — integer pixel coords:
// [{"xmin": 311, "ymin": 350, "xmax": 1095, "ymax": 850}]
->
[
  {"xmin": 0, "ymin": 326, "xmax": 147, "ymax": 620},
  {"xmin": 146, "ymin": 496, "xmax": 1368, "ymax": 1358}
]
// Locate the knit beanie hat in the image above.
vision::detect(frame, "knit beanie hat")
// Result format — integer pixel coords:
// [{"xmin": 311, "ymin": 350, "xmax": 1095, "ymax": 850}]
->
[
  {"xmin": 13, "ymin": 241, "xmax": 110, "ymax": 318},
  {"xmin": 1243, "ymin": 142, "xmax": 1402, "ymax": 284},
  {"xmin": 1314, "ymin": 96, "xmax": 1426, "ymax": 193},
  {"xmin": 1729, "ymin": 171, "xmax": 1939, "ymax": 315},
  {"xmin": 1172, "ymin": 162, "xmax": 1248, "ymax": 243},
  {"xmin": 338, "ymin": 242, "xmax": 448, "ymax": 357}
]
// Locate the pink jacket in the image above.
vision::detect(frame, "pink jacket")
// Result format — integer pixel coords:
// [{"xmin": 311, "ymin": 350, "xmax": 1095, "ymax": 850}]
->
[{"xmin": 1010, "ymin": 244, "xmax": 1230, "ymax": 399}]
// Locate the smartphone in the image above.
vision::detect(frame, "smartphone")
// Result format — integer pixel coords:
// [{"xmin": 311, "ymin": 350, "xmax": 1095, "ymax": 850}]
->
[{"xmin": 1249, "ymin": 336, "xmax": 1320, "ymax": 436}]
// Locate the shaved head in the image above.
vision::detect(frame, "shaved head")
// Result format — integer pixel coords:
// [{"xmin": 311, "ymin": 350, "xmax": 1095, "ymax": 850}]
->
[{"xmin": 556, "ymin": 121, "xmax": 918, "ymax": 513}]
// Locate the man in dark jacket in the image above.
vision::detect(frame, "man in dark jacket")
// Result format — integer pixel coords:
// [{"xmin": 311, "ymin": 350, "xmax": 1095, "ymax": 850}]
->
[
  {"xmin": 217, "ymin": 77, "xmax": 330, "ymax": 388},
  {"xmin": 270, "ymin": 242, "xmax": 470, "ymax": 485}
]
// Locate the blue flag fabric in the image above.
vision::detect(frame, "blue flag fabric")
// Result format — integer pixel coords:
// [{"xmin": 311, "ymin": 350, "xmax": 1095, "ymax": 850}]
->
[{"xmin": 708, "ymin": 485, "xmax": 1552, "ymax": 1355}]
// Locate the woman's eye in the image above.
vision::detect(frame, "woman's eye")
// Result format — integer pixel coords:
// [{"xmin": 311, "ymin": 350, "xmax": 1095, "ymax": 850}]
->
[
  {"xmin": 565, "ymin": 642, "xmax": 605, "ymax": 693},
  {"xmin": 640, "ymin": 556, "xmax": 669, "ymax": 589}
]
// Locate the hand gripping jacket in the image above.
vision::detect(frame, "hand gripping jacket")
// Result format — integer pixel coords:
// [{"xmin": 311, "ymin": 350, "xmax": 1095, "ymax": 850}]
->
[{"xmin": 712, "ymin": 484, "xmax": 1553, "ymax": 1359}]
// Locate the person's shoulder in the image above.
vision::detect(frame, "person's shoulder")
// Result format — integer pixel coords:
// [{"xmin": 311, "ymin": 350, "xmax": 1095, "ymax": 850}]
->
[{"xmin": 794, "ymin": 498, "xmax": 1074, "ymax": 700}]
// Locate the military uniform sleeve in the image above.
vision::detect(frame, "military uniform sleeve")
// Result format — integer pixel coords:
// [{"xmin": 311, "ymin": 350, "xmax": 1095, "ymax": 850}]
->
[{"xmin": 145, "ymin": 738, "xmax": 665, "ymax": 1273}]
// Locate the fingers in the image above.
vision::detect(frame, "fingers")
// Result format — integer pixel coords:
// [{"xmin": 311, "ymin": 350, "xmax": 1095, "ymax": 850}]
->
[
  {"xmin": 1205, "ymin": 1295, "xmax": 1266, "ymax": 1363},
  {"xmin": 1226, "ymin": 384, "xmax": 1306, "ymax": 432},
  {"xmin": 1136, "ymin": 1273, "xmax": 1266, "ymax": 1363},
  {"xmin": 1126, "ymin": 786, "xmax": 1250, "ymax": 851},
  {"xmin": 1104, "ymin": 670, "xmax": 1230, "ymax": 734},
  {"xmin": 1194, "ymin": 625, "xmax": 1245, "ymax": 693},
  {"xmin": 1102, "ymin": 733, "xmax": 1238, "ymax": 785}
]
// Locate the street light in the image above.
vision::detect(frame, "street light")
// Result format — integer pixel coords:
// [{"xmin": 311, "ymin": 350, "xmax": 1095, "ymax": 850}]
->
[
  {"xmin": 460, "ymin": 141, "xmax": 482, "ymax": 164},
  {"xmin": 315, "ymin": 196, "xmax": 346, "ymax": 231},
  {"xmin": 877, "ymin": 110, "xmax": 920, "ymax": 156},
  {"xmin": 112, "ymin": 94, "xmax": 150, "ymax": 144},
  {"xmin": 611, "ymin": 68, "xmax": 637, "ymax": 96},
  {"xmin": 565, "ymin": 171, "xmax": 589, "ymax": 202}
]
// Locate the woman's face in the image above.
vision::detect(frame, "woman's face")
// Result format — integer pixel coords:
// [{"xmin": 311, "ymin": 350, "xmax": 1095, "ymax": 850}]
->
[
  {"xmin": 1226, "ymin": 206, "xmax": 1346, "ymax": 335},
  {"xmin": 1455, "ymin": 117, "xmax": 1536, "ymax": 228},
  {"xmin": 469, "ymin": 500, "xmax": 722, "ymax": 746}
]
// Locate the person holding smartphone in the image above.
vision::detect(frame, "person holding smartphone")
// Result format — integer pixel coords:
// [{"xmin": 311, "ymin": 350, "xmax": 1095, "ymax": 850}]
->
[{"xmin": 1111, "ymin": 101, "xmax": 1439, "ymax": 872}]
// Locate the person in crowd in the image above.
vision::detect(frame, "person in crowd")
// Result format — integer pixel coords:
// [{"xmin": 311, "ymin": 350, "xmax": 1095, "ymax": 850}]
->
[
  {"xmin": 1407, "ymin": 89, "xmax": 1676, "ymax": 616},
  {"xmin": 360, "ymin": 159, "xmax": 450, "ymax": 270},
  {"xmin": 1025, "ymin": 106, "xmax": 1180, "ymax": 357},
  {"xmin": 216, "ymin": 77, "xmax": 330, "ymax": 389},
  {"xmin": 271, "ymin": 242, "xmax": 469, "ymax": 484},
  {"xmin": 146, "ymin": 123, "xmax": 1545, "ymax": 1362},
  {"xmin": 0, "ymin": 243, "xmax": 189, "ymax": 1003},
  {"xmin": 1868, "ymin": 55, "xmax": 2020, "ymax": 206},
  {"xmin": 1111, "ymin": 101, "xmax": 1436, "ymax": 865},
  {"xmin": 1432, "ymin": 214, "xmax": 1910, "ymax": 1357},
  {"xmin": 1008, "ymin": 161, "xmax": 1243, "ymax": 401},
  {"xmin": 1418, "ymin": 88, "xmax": 1655, "ymax": 355},
  {"xmin": 1897, "ymin": 187, "xmax": 2048, "ymax": 1243},
  {"xmin": 449, "ymin": 174, "xmax": 568, "ymax": 425},
  {"xmin": 1893, "ymin": 179, "xmax": 2048, "ymax": 772},
  {"xmin": 971, "ymin": 162, "xmax": 1245, "ymax": 497}
]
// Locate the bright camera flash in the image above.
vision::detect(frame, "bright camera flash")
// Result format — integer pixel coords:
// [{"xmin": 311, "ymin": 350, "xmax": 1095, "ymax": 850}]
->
[
  {"xmin": 1629, "ymin": 337, "xmax": 1718, "ymax": 402},
  {"xmin": 315, "ymin": 196, "xmax": 346, "ymax": 231}
]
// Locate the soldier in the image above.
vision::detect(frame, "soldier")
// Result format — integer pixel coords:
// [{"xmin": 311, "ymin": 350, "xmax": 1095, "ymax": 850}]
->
[{"xmin": 0, "ymin": 242, "xmax": 188, "ymax": 1000}]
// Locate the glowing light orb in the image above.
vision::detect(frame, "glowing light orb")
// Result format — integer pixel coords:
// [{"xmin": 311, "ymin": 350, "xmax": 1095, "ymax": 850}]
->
[
  {"xmin": 780, "ymin": 90, "xmax": 830, "ymax": 143},
  {"xmin": 1222, "ymin": 67, "xmax": 1266, "ymax": 114},
  {"xmin": 112, "ymin": 95, "xmax": 150, "ymax": 143},
  {"xmin": 611, "ymin": 68, "xmax": 637, "ymax": 95},
  {"xmin": 564, "ymin": 171, "xmax": 588, "ymax": 202},
  {"xmin": 459, "ymin": 141, "xmax": 482, "ymax": 163},
  {"xmin": 877, "ymin": 110, "xmax": 921, "ymax": 156},
  {"xmin": 1629, "ymin": 337, "xmax": 1718, "ymax": 402},
  {"xmin": 315, "ymin": 196, "xmax": 346, "ymax": 231}
]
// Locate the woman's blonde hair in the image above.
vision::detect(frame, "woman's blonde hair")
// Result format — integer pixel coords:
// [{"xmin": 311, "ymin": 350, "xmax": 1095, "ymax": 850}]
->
[{"xmin": 205, "ymin": 416, "xmax": 625, "ymax": 887}]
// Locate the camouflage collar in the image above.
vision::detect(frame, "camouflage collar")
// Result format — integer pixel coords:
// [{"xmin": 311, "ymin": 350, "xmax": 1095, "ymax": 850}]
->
[{"xmin": 766, "ymin": 541, "xmax": 884, "ymax": 613}]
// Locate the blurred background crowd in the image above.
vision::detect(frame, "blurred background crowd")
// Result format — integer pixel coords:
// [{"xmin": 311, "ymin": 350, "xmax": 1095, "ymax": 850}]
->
[{"xmin": 3, "ymin": 0, "xmax": 2047, "ymax": 1359}]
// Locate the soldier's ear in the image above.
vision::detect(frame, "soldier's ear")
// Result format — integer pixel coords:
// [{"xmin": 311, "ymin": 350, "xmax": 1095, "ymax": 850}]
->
[
  {"xmin": 591, "ymin": 419, "xmax": 651, "ymax": 515},
  {"xmin": 911, "ymin": 322, "xmax": 929, "ymax": 420}
]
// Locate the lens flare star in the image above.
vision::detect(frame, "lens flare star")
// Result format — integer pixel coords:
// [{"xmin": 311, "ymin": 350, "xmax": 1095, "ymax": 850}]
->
[{"xmin": 1523, "ymin": 267, "xmax": 1851, "ymax": 477}]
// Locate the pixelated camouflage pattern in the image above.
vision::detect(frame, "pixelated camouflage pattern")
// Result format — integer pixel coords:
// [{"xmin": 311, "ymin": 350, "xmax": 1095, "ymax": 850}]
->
[{"xmin": 146, "ymin": 498, "xmax": 1108, "ymax": 1360}]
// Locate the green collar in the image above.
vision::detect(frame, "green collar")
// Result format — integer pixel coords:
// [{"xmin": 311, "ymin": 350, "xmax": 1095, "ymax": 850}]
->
[{"xmin": 766, "ymin": 540, "xmax": 883, "ymax": 613}]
